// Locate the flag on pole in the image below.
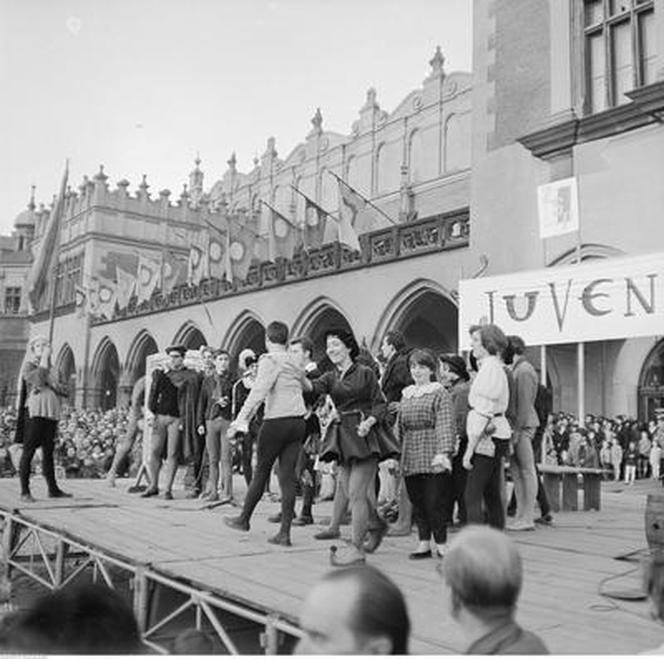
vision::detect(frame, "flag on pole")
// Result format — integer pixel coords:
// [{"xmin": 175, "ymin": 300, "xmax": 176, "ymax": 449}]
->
[
  {"xmin": 97, "ymin": 275, "xmax": 118, "ymax": 319},
  {"xmin": 187, "ymin": 230, "xmax": 209, "ymax": 286},
  {"xmin": 115, "ymin": 265, "xmax": 136, "ymax": 310},
  {"xmin": 162, "ymin": 250, "xmax": 188, "ymax": 295},
  {"xmin": 208, "ymin": 232, "xmax": 228, "ymax": 280},
  {"xmin": 537, "ymin": 177, "xmax": 579, "ymax": 238},
  {"xmin": 265, "ymin": 202, "xmax": 302, "ymax": 261},
  {"xmin": 303, "ymin": 197, "xmax": 328, "ymax": 250},
  {"xmin": 136, "ymin": 252, "xmax": 161, "ymax": 303},
  {"xmin": 82, "ymin": 278, "xmax": 101, "ymax": 317},
  {"xmin": 246, "ymin": 212, "xmax": 269, "ymax": 263},
  {"xmin": 75, "ymin": 284, "xmax": 88, "ymax": 318},
  {"xmin": 26, "ymin": 164, "xmax": 69, "ymax": 313},
  {"xmin": 335, "ymin": 175, "xmax": 384, "ymax": 234},
  {"xmin": 227, "ymin": 218, "xmax": 256, "ymax": 281}
]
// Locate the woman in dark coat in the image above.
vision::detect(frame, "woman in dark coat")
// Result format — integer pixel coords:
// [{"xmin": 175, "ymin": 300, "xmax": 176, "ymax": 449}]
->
[{"xmin": 305, "ymin": 328, "xmax": 396, "ymax": 566}]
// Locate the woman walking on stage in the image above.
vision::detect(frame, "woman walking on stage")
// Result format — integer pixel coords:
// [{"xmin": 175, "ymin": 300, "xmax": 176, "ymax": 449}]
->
[
  {"xmin": 306, "ymin": 328, "xmax": 397, "ymax": 566},
  {"xmin": 463, "ymin": 324, "xmax": 511, "ymax": 529},
  {"xmin": 399, "ymin": 349, "xmax": 455, "ymax": 559},
  {"xmin": 16, "ymin": 336, "xmax": 72, "ymax": 502},
  {"xmin": 224, "ymin": 321, "xmax": 307, "ymax": 546}
]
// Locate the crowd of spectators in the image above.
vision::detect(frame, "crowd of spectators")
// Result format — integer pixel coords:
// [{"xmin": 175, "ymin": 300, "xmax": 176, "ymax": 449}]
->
[
  {"xmin": 0, "ymin": 406, "xmax": 140, "ymax": 480},
  {"xmin": 541, "ymin": 411, "xmax": 663, "ymax": 483},
  {"xmin": 2, "ymin": 401, "xmax": 663, "ymax": 487}
]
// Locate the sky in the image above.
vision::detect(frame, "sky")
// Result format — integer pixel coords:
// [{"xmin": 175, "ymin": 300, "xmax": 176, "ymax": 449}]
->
[{"xmin": 0, "ymin": 0, "xmax": 472, "ymax": 235}]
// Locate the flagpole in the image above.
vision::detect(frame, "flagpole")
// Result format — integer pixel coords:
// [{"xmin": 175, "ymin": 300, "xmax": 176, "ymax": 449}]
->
[
  {"xmin": 47, "ymin": 160, "xmax": 70, "ymax": 352},
  {"xmin": 260, "ymin": 199, "xmax": 300, "ymax": 230},
  {"xmin": 201, "ymin": 214, "xmax": 260, "ymax": 240},
  {"xmin": 328, "ymin": 170, "xmax": 398, "ymax": 226},
  {"xmin": 289, "ymin": 184, "xmax": 342, "ymax": 222},
  {"xmin": 290, "ymin": 183, "xmax": 360, "ymax": 253}
]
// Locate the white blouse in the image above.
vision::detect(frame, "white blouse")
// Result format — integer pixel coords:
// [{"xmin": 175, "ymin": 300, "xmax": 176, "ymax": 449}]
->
[{"xmin": 467, "ymin": 355, "xmax": 511, "ymax": 440}]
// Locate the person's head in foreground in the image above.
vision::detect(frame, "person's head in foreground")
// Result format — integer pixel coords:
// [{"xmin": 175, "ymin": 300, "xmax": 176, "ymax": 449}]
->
[
  {"xmin": 296, "ymin": 565, "xmax": 410, "ymax": 655},
  {"xmin": 0, "ymin": 582, "xmax": 141, "ymax": 654},
  {"xmin": 441, "ymin": 525, "xmax": 549, "ymax": 655}
]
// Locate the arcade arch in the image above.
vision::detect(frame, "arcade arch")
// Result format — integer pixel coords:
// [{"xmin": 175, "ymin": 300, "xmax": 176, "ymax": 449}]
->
[
  {"xmin": 172, "ymin": 322, "xmax": 208, "ymax": 350},
  {"xmin": 292, "ymin": 297, "xmax": 353, "ymax": 364},
  {"xmin": 90, "ymin": 337, "xmax": 120, "ymax": 411},
  {"xmin": 125, "ymin": 330, "xmax": 159, "ymax": 383},
  {"xmin": 223, "ymin": 311, "xmax": 266, "ymax": 361},
  {"xmin": 639, "ymin": 340, "xmax": 664, "ymax": 421},
  {"xmin": 373, "ymin": 280, "xmax": 458, "ymax": 355},
  {"xmin": 55, "ymin": 343, "xmax": 76, "ymax": 407}
]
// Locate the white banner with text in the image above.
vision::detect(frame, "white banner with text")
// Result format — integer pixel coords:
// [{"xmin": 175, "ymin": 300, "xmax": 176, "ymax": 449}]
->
[{"xmin": 458, "ymin": 252, "xmax": 663, "ymax": 349}]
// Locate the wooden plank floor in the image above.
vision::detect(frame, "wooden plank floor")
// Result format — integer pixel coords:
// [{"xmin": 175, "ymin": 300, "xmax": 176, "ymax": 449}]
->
[{"xmin": 1, "ymin": 476, "xmax": 662, "ymax": 654}]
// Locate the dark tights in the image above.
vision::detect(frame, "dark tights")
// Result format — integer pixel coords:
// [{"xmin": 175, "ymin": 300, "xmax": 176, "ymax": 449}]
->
[
  {"xmin": 238, "ymin": 417, "xmax": 305, "ymax": 536},
  {"xmin": 19, "ymin": 417, "xmax": 59, "ymax": 496}
]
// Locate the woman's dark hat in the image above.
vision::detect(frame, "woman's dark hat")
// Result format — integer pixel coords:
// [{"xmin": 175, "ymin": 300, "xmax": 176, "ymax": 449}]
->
[
  {"xmin": 439, "ymin": 354, "xmax": 469, "ymax": 381},
  {"xmin": 166, "ymin": 344, "xmax": 187, "ymax": 357}
]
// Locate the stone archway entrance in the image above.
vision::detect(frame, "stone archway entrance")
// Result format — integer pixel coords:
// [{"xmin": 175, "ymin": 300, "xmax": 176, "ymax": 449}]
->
[
  {"xmin": 91, "ymin": 339, "xmax": 120, "ymax": 410},
  {"xmin": 388, "ymin": 289, "xmax": 458, "ymax": 355},
  {"xmin": 172, "ymin": 322, "xmax": 208, "ymax": 350},
  {"xmin": 639, "ymin": 339, "xmax": 664, "ymax": 421},
  {"xmin": 300, "ymin": 306, "xmax": 353, "ymax": 365},
  {"xmin": 126, "ymin": 331, "xmax": 159, "ymax": 383},
  {"xmin": 224, "ymin": 313, "xmax": 266, "ymax": 361},
  {"xmin": 56, "ymin": 344, "xmax": 76, "ymax": 407}
]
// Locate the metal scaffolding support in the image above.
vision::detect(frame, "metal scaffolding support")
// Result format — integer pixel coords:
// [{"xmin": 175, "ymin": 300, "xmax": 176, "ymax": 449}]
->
[{"xmin": 0, "ymin": 510, "xmax": 301, "ymax": 654}]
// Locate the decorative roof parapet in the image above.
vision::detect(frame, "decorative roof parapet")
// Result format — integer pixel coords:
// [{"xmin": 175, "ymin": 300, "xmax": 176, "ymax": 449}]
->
[
  {"xmin": 422, "ymin": 45, "xmax": 446, "ymax": 104},
  {"xmin": 307, "ymin": 107, "xmax": 323, "ymax": 140}
]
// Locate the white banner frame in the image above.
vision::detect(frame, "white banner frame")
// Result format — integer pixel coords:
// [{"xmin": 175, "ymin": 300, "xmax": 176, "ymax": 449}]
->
[{"xmin": 458, "ymin": 251, "xmax": 662, "ymax": 349}]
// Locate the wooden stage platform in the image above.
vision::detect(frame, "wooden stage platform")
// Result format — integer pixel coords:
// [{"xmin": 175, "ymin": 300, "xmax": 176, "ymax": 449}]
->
[{"xmin": 0, "ymin": 476, "xmax": 662, "ymax": 654}]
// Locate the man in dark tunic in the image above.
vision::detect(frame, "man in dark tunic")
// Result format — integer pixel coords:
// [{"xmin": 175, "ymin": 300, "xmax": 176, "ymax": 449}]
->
[{"xmin": 142, "ymin": 345, "xmax": 200, "ymax": 500}]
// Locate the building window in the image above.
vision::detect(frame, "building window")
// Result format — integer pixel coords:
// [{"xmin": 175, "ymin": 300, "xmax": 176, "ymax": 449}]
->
[
  {"xmin": 4, "ymin": 287, "xmax": 22, "ymax": 314},
  {"xmin": 584, "ymin": 0, "xmax": 655, "ymax": 114}
]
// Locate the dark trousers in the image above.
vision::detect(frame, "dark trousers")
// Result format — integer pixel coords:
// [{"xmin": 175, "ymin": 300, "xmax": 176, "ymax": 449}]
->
[
  {"xmin": 296, "ymin": 448, "xmax": 317, "ymax": 518},
  {"xmin": 190, "ymin": 432, "xmax": 205, "ymax": 493},
  {"xmin": 405, "ymin": 472, "xmax": 450, "ymax": 544},
  {"xmin": 464, "ymin": 454, "xmax": 505, "ymax": 530},
  {"xmin": 444, "ymin": 436, "xmax": 468, "ymax": 525},
  {"xmin": 239, "ymin": 431, "xmax": 256, "ymax": 488},
  {"xmin": 532, "ymin": 431, "xmax": 550, "ymax": 516},
  {"xmin": 19, "ymin": 417, "xmax": 59, "ymax": 495},
  {"xmin": 239, "ymin": 417, "xmax": 305, "ymax": 535}
]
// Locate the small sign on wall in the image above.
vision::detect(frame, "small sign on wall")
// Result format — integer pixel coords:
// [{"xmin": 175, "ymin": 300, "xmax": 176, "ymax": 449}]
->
[{"xmin": 537, "ymin": 177, "xmax": 579, "ymax": 238}]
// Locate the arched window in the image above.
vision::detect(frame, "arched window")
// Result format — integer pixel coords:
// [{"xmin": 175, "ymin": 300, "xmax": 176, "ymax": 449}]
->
[
  {"xmin": 639, "ymin": 340, "xmax": 664, "ymax": 422},
  {"xmin": 445, "ymin": 113, "xmax": 471, "ymax": 172},
  {"xmin": 408, "ymin": 130, "xmax": 423, "ymax": 184},
  {"xmin": 375, "ymin": 142, "xmax": 400, "ymax": 195}
]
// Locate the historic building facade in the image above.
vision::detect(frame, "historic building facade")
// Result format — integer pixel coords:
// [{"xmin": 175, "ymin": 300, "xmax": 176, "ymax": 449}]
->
[
  {"xmin": 11, "ymin": 0, "xmax": 664, "ymax": 419},
  {"xmin": 0, "ymin": 193, "xmax": 35, "ymax": 406},
  {"xmin": 24, "ymin": 49, "xmax": 475, "ymax": 409},
  {"xmin": 470, "ymin": 0, "xmax": 664, "ymax": 418}
]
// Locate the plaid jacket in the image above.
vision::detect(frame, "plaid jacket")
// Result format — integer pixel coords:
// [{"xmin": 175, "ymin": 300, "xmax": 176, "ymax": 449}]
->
[{"xmin": 398, "ymin": 383, "xmax": 455, "ymax": 475}]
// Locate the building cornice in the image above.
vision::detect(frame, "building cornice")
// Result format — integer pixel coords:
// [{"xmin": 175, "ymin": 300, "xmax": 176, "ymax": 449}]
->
[
  {"xmin": 88, "ymin": 208, "xmax": 470, "ymax": 327},
  {"xmin": 518, "ymin": 80, "xmax": 664, "ymax": 161}
]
